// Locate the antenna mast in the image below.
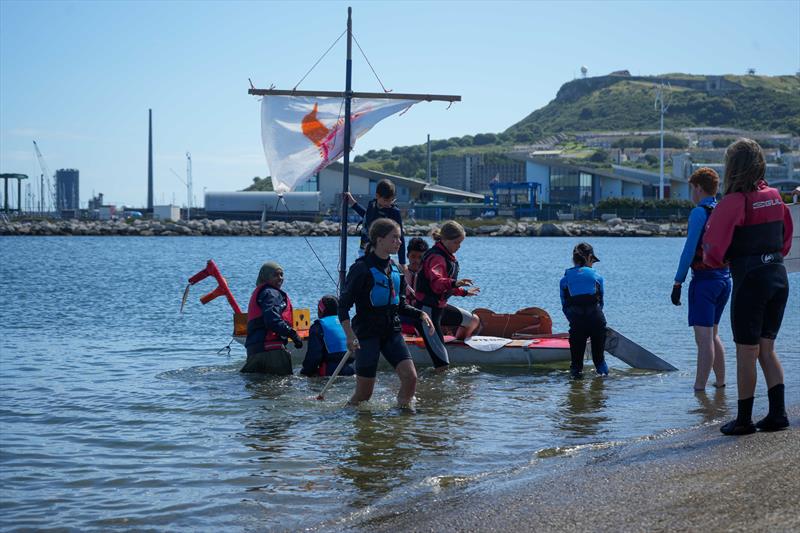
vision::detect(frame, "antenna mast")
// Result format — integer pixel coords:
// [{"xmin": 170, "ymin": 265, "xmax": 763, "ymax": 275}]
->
[
  {"xmin": 186, "ymin": 152, "xmax": 193, "ymax": 220},
  {"xmin": 654, "ymin": 83, "xmax": 671, "ymax": 200}
]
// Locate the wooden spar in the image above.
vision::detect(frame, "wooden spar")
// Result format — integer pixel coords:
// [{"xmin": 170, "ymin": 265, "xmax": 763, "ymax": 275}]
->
[
  {"xmin": 249, "ymin": 7, "xmax": 461, "ymax": 291},
  {"xmin": 247, "ymin": 89, "xmax": 461, "ymax": 102},
  {"xmin": 339, "ymin": 6, "xmax": 353, "ymax": 293}
]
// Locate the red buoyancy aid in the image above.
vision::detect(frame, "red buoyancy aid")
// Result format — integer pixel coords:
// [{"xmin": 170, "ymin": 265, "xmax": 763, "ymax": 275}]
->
[
  {"xmin": 246, "ymin": 283, "xmax": 293, "ymax": 351},
  {"xmin": 414, "ymin": 242, "xmax": 461, "ymax": 308},
  {"xmin": 703, "ymin": 181, "xmax": 793, "ymax": 268}
]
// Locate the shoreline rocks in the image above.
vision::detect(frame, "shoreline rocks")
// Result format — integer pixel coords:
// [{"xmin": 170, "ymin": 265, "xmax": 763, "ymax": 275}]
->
[{"xmin": 0, "ymin": 218, "xmax": 688, "ymax": 237}]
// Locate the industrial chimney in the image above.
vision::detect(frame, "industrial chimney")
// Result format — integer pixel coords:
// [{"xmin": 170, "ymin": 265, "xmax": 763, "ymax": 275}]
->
[{"xmin": 147, "ymin": 108, "xmax": 153, "ymax": 212}]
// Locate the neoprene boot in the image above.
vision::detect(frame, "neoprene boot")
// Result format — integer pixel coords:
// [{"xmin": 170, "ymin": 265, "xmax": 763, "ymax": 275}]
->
[
  {"xmin": 720, "ymin": 397, "xmax": 756, "ymax": 435},
  {"xmin": 756, "ymin": 384, "xmax": 789, "ymax": 431}
]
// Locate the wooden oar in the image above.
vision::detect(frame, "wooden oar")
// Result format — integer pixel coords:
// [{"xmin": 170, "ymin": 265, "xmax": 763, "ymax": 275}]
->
[
  {"xmin": 316, "ymin": 350, "xmax": 353, "ymax": 400},
  {"xmin": 604, "ymin": 327, "xmax": 678, "ymax": 371}
]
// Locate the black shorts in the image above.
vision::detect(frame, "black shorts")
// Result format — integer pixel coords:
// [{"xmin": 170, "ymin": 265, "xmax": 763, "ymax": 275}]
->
[
  {"xmin": 730, "ymin": 256, "xmax": 789, "ymax": 345},
  {"xmin": 355, "ymin": 331, "xmax": 412, "ymax": 378},
  {"xmin": 440, "ymin": 304, "xmax": 474, "ymax": 328}
]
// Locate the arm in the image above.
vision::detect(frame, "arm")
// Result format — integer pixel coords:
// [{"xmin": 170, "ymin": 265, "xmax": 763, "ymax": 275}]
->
[
  {"xmin": 597, "ymin": 274, "xmax": 605, "ymax": 309},
  {"xmin": 782, "ymin": 203, "xmax": 794, "ymax": 257},
  {"xmin": 425, "ymin": 255, "xmax": 467, "ymax": 296},
  {"xmin": 674, "ymin": 207, "xmax": 706, "ymax": 283},
  {"xmin": 259, "ymin": 288, "xmax": 293, "ymax": 338},
  {"xmin": 300, "ymin": 323, "xmax": 325, "ymax": 376},
  {"xmin": 392, "ymin": 208, "xmax": 406, "ymax": 265},
  {"xmin": 559, "ymin": 276, "xmax": 569, "ymax": 314},
  {"xmin": 702, "ymin": 194, "xmax": 745, "ymax": 268},
  {"xmin": 337, "ymin": 262, "xmax": 365, "ymax": 324},
  {"xmin": 351, "ymin": 201, "xmax": 366, "ymax": 218}
]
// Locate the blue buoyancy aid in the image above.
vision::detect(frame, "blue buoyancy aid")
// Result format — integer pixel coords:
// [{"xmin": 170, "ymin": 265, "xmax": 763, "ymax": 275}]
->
[
  {"xmin": 369, "ymin": 263, "xmax": 401, "ymax": 307},
  {"xmin": 318, "ymin": 315, "xmax": 348, "ymax": 354}
]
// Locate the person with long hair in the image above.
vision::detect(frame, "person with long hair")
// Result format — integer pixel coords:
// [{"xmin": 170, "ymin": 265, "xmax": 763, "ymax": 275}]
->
[
  {"xmin": 413, "ymin": 220, "xmax": 480, "ymax": 371},
  {"xmin": 671, "ymin": 167, "xmax": 731, "ymax": 391},
  {"xmin": 338, "ymin": 218, "xmax": 434, "ymax": 407},
  {"xmin": 703, "ymin": 138, "xmax": 794, "ymax": 435}
]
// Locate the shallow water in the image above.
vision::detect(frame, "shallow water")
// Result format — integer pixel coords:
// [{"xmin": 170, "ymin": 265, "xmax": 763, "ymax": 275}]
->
[{"xmin": 1, "ymin": 236, "xmax": 798, "ymax": 531}]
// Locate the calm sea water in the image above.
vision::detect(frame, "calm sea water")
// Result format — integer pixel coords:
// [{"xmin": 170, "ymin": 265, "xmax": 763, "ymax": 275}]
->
[{"xmin": 1, "ymin": 236, "xmax": 798, "ymax": 531}]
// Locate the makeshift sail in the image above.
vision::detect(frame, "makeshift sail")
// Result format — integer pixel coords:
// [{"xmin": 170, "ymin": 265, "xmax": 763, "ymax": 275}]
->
[{"xmin": 261, "ymin": 96, "xmax": 416, "ymax": 192}]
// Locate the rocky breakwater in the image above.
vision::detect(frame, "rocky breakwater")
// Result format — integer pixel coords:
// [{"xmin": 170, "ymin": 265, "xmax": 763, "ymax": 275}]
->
[{"xmin": 0, "ymin": 217, "xmax": 687, "ymax": 237}]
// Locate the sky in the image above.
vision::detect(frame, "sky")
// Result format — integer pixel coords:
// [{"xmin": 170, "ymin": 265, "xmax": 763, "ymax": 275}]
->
[{"xmin": 1, "ymin": 0, "xmax": 799, "ymax": 209}]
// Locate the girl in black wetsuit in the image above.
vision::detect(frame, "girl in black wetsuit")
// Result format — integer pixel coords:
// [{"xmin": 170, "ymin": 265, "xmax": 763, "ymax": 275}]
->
[
  {"xmin": 338, "ymin": 218, "xmax": 434, "ymax": 407},
  {"xmin": 703, "ymin": 139, "xmax": 794, "ymax": 435}
]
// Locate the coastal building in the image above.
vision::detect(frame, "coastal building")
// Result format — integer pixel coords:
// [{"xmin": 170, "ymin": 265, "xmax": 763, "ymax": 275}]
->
[
  {"xmin": 671, "ymin": 152, "xmax": 800, "ymax": 193},
  {"xmin": 204, "ymin": 191, "xmax": 320, "ymax": 220},
  {"xmin": 510, "ymin": 155, "xmax": 649, "ymax": 205},
  {"xmin": 153, "ymin": 205, "xmax": 181, "ymax": 221},
  {"xmin": 436, "ymin": 155, "xmax": 526, "ymax": 194},
  {"xmin": 56, "ymin": 169, "xmax": 79, "ymax": 212}
]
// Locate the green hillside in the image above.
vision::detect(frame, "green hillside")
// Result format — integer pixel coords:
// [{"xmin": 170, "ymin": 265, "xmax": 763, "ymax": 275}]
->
[
  {"xmin": 506, "ymin": 74, "xmax": 800, "ymax": 138},
  {"xmin": 351, "ymin": 73, "xmax": 800, "ymax": 179}
]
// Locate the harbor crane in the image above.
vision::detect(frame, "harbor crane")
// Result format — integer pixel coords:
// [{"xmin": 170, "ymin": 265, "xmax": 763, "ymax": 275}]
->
[
  {"xmin": 32, "ymin": 141, "xmax": 56, "ymax": 213},
  {"xmin": 169, "ymin": 152, "xmax": 193, "ymax": 220}
]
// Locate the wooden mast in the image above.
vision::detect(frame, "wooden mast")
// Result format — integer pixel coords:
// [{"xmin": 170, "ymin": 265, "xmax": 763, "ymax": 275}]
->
[{"xmin": 248, "ymin": 7, "xmax": 461, "ymax": 292}]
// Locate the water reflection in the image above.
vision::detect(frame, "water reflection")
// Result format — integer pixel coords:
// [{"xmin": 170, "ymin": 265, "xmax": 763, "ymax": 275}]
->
[
  {"xmin": 556, "ymin": 377, "xmax": 610, "ymax": 438},
  {"xmin": 338, "ymin": 410, "xmax": 420, "ymax": 505},
  {"xmin": 690, "ymin": 387, "xmax": 728, "ymax": 425}
]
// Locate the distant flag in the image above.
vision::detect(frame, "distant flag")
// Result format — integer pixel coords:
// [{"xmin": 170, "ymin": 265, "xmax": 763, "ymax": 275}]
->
[{"xmin": 260, "ymin": 96, "xmax": 417, "ymax": 192}]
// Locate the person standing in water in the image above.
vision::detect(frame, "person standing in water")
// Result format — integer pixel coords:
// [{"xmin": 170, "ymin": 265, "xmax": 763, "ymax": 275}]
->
[
  {"xmin": 412, "ymin": 221, "xmax": 480, "ymax": 371},
  {"xmin": 560, "ymin": 243, "xmax": 608, "ymax": 379},
  {"xmin": 703, "ymin": 138, "xmax": 793, "ymax": 435},
  {"xmin": 671, "ymin": 167, "xmax": 731, "ymax": 391},
  {"xmin": 338, "ymin": 218, "xmax": 434, "ymax": 408},
  {"xmin": 242, "ymin": 262, "xmax": 303, "ymax": 375}
]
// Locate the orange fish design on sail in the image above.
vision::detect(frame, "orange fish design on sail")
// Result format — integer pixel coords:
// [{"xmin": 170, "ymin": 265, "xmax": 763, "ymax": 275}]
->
[{"xmin": 302, "ymin": 103, "xmax": 330, "ymax": 146}]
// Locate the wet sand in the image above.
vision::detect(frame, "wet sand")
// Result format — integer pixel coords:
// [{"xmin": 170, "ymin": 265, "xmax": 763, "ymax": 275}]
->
[{"xmin": 352, "ymin": 405, "xmax": 799, "ymax": 532}]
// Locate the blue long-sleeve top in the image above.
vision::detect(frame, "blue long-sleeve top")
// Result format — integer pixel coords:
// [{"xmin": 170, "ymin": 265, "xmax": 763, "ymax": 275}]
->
[
  {"xmin": 351, "ymin": 199, "xmax": 406, "ymax": 264},
  {"xmin": 560, "ymin": 266, "xmax": 604, "ymax": 314},
  {"xmin": 674, "ymin": 196, "xmax": 716, "ymax": 283}
]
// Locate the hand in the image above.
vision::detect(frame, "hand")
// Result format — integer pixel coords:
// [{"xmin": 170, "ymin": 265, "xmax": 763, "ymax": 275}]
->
[
  {"xmin": 346, "ymin": 334, "xmax": 361, "ymax": 353},
  {"xmin": 455, "ymin": 278, "xmax": 473, "ymax": 288},
  {"xmin": 344, "ymin": 192, "xmax": 355, "ymax": 206},
  {"xmin": 671, "ymin": 284, "xmax": 681, "ymax": 306},
  {"xmin": 289, "ymin": 329, "xmax": 303, "ymax": 349},
  {"xmin": 465, "ymin": 286, "xmax": 480, "ymax": 297},
  {"xmin": 399, "ymin": 264, "xmax": 409, "ymax": 276},
  {"xmin": 420, "ymin": 312, "xmax": 435, "ymax": 334}
]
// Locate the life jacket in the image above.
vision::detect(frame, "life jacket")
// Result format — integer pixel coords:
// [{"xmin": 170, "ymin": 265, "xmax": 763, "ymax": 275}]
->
[
  {"xmin": 317, "ymin": 315, "xmax": 348, "ymax": 376},
  {"xmin": 359, "ymin": 199, "xmax": 398, "ymax": 249},
  {"xmin": 246, "ymin": 283, "xmax": 293, "ymax": 352},
  {"xmin": 414, "ymin": 242, "xmax": 459, "ymax": 307},
  {"xmin": 690, "ymin": 204, "xmax": 715, "ymax": 271},
  {"xmin": 727, "ymin": 185, "xmax": 786, "ymax": 260},
  {"xmin": 349, "ymin": 254, "xmax": 403, "ymax": 338},
  {"xmin": 562, "ymin": 266, "xmax": 602, "ymax": 307}
]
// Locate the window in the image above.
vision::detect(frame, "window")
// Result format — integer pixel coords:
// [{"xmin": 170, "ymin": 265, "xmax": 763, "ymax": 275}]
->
[{"xmin": 296, "ymin": 173, "xmax": 318, "ymax": 192}]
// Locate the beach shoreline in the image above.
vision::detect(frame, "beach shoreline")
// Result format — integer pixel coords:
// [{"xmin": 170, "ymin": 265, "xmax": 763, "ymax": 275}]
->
[{"xmin": 341, "ymin": 404, "xmax": 799, "ymax": 532}]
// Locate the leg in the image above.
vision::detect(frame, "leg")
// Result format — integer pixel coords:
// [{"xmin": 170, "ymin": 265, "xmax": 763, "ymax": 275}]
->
[
  {"xmin": 395, "ymin": 359, "xmax": 418, "ymax": 407},
  {"xmin": 692, "ymin": 325, "xmax": 715, "ymax": 390},
  {"xmin": 418, "ymin": 305, "xmax": 449, "ymax": 370},
  {"xmin": 350, "ymin": 337, "xmax": 379, "ymax": 405},
  {"xmin": 754, "ymin": 266, "xmax": 789, "ymax": 431},
  {"xmin": 735, "ymin": 343, "xmax": 759, "ymax": 403},
  {"xmin": 382, "ymin": 332, "xmax": 417, "ymax": 406},
  {"xmin": 568, "ymin": 323, "xmax": 588, "ymax": 377},
  {"xmin": 349, "ymin": 376, "xmax": 376, "ymax": 405},
  {"xmin": 589, "ymin": 323, "xmax": 607, "ymax": 375},
  {"xmin": 711, "ymin": 324, "xmax": 726, "ymax": 388}
]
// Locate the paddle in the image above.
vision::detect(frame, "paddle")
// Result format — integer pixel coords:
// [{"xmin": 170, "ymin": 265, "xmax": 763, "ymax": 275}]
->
[
  {"xmin": 604, "ymin": 327, "xmax": 678, "ymax": 371},
  {"xmin": 316, "ymin": 350, "xmax": 353, "ymax": 401}
]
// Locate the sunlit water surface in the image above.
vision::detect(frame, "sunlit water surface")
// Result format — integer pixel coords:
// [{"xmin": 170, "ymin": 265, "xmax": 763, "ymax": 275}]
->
[{"xmin": 1, "ymin": 236, "xmax": 797, "ymax": 530}]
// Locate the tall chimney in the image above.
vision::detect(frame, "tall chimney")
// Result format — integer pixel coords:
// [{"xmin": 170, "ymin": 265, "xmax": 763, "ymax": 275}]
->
[{"xmin": 147, "ymin": 108, "xmax": 153, "ymax": 211}]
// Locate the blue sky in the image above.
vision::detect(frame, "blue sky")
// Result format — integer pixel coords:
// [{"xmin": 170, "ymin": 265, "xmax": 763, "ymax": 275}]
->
[{"xmin": 1, "ymin": 0, "xmax": 798, "ymax": 208}]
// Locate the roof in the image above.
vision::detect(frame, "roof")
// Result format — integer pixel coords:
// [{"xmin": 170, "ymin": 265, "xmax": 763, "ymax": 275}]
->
[
  {"xmin": 422, "ymin": 184, "xmax": 484, "ymax": 200},
  {"xmin": 519, "ymin": 155, "xmax": 651, "ymax": 186},
  {"xmin": 326, "ymin": 162, "xmax": 428, "ymax": 190}
]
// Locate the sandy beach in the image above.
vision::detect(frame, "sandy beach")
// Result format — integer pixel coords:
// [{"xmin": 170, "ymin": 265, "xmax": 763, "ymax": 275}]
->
[{"xmin": 352, "ymin": 405, "xmax": 800, "ymax": 533}]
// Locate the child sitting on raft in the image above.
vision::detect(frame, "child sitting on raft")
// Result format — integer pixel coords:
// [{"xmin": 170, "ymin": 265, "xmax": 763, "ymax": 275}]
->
[{"xmin": 300, "ymin": 295, "xmax": 355, "ymax": 377}]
